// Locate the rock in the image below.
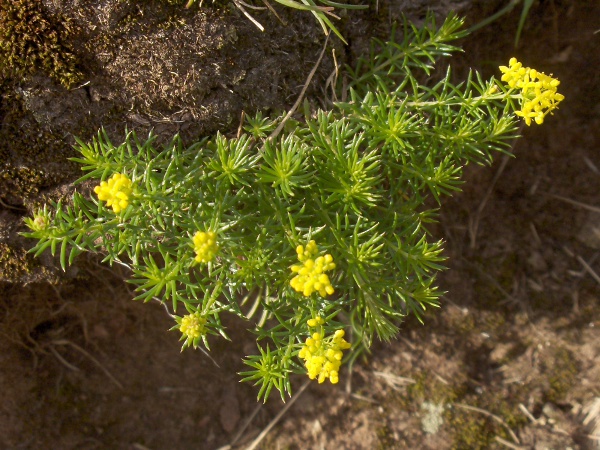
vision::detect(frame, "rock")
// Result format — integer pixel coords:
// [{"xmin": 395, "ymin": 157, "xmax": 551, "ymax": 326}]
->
[
  {"xmin": 577, "ymin": 211, "xmax": 600, "ymax": 249},
  {"xmin": 527, "ymin": 251, "xmax": 549, "ymax": 272},
  {"xmin": 489, "ymin": 342, "xmax": 515, "ymax": 364},
  {"xmin": 219, "ymin": 384, "xmax": 240, "ymax": 433}
]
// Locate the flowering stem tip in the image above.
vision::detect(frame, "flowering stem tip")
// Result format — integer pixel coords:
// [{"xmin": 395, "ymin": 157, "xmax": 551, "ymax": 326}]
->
[
  {"xmin": 299, "ymin": 317, "xmax": 351, "ymax": 384},
  {"xmin": 176, "ymin": 312, "xmax": 207, "ymax": 350},
  {"xmin": 499, "ymin": 57, "xmax": 564, "ymax": 126},
  {"xmin": 290, "ymin": 240, "xmax": 336, "ymax": 297},
  {"xmin": 193, "ymin": 231, "xmax": 218, "ymax": 263},
  {"xmin": 94, "ymin": 173, "xmax": 133, "ymax": 213}
]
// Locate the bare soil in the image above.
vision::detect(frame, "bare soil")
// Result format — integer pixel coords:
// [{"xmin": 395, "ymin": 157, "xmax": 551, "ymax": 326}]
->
[{"xmin": 1, "ymin": 0, "xmax": 599, "ymax": 449}]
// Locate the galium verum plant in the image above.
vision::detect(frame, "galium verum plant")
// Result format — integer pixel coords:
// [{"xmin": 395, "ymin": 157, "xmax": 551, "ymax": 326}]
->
[{"xmin": 23, "ymin": 13, "xmax": 563, "ymax": 402}]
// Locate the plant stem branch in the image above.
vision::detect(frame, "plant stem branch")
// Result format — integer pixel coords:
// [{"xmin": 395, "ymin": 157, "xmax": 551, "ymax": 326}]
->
[{"xmin": 268, "ymin": 36, "xmax": 330, "ymax": 143}]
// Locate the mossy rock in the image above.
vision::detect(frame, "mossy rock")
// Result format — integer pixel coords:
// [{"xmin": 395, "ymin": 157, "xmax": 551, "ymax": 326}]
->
[
  {"xmin": 543, "ymin": 347, "xmax": 579, "ymax": 403},
  {"xmin": 0, "ymin": 0, "xmax": 82, "ymax": 87},
  {"xmin": 448, "ymin": 408, "xmax": 495, "ymax": 450},
  {"xmin": 0, "ymin": 90, "xmax": 76, "ymax": 204},
  {"xmin": 406, "ymin": 370, "xmax": 463, "ymax": 406},
  {"xmin": 0, "ymin": 242, "xmax": 34, "ymax": 281}
]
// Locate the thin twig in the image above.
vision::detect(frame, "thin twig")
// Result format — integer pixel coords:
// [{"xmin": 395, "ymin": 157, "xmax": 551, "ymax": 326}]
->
[
  {"xmin": 469, "ymin": 154, "xmax": 511, "ymax": 249},
  {"xmin": 432, "ymin": 371, "xmax": 450, "ymax": 385},
  {"xmin": 48, "ymin": 345, "xmax": 81, "ymax": 372},
  {"xmin": 158, "ymin": 386, "xmax": 204, "ymax": 393},
  {"xmin": 232, "ymin": 0, "xmax": 265, "ymax": 32},
  {"xmin": 494, "ymin": 435, "xmax": 527, "ymax": 450},
  {"xmin": 350, "ymin": 393, "xmax": 379, "ymax": 404},
  {"xmin": 52, "ymin": 339, "xmax": 124, "ymax": 390},
  {"xmin": 132, "ymin": 444, "xmax": 152, "ymax": 450},
  {"xmin": 228, "ymin": 403, "xmax": 263, "ymax": 447},
  {"xmin": 547, "ymin": 193, "xmax": 600, "ymax": 214},
  {"xmin": 0, "ymin": 197, "xmax": 26, "ymax": 211},
  {"xmin": 518, "ymin": 403, "xmax": 537, "ymax": 424},
  {"xmin": 373, "ymin": 371, "xmax": 416, "ymax": 391},
  {"xmin": 462, "ymin": 257, "xmax": 518, "ymax": 304},
  {"xmin": 261, "ymin": 0, "xmax": 284, "ymax": 24},
  {"xmin": 399, "ymin": 335, "xmax": 416, "ymax": 351},
  {"xmin": 237, "ymin": 110, "xmax": 246, "ymax": 139},
  {"xmin": 112, "ymin": 258, "xmax": 133, "ymax": 271},
  {"xmin": 583, "ymin": 397, "xmax": 600, "ymax": 426},
  {"xmin": 577, "ymin": 254, "xmax": 600, "ymax": 286},
  {"xmin": 466, "ymin": 0, "xmax": 521, "ymax": 33},
  {"xmin": 324, "ymin": 48, "xmax": 340, "ymax": 104},
  {"xmin": 267, "ymin": 36, "xmax": 330, "ymax": 143},
  {"xmin": 237, "ymin": 0, "xmax": 267, "ymax": 10},
  {"xmin": 345, "ymin": 355, "xmax": 354, "ymax": 395},
  {"xmin": 455, "ymin": 402, "xmax": 520, "ymax": 444},
  {"xmin": 529, "ymin": 222, "xmax": 542, "ymax": 246},
  {"xmin": 583, "ymin": 155, "xmax": 599, "ymax": 174},
  {"xmin": 243, "ymin": 380, "xmax": 311, "ymax": 450}
]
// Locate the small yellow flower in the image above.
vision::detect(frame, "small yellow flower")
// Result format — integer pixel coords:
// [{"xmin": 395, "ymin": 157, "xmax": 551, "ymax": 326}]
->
[
  {"xmin": 290, "ymin": 240, "xmax": 336, "ymax": 297},
  {"xmin": 298, "ymin": 319, "xmax": 351, "ymax": 384},
  {"xmin": 307, "ymin": 316, "xmax": 324, "ymax": 328},
  {"xmin": 180, "ymin": 313, "xmax": 207, "ymax": 339},
  {"xmin": 499, "ymin": 58, "xmax": 564, "ymax": 126},
  {"xmin": 176, "ymin": 312, "xmax": 207, "ymax": 350},
  {"xmin": 193, "ymin": 231, "xmax": 218, "ymax": 263},
  {"xmin": 296, "ymin": 240, "xmax": 318, "ymax": 262},
  {"xmin": 94, "ymin": 173, "xmax": 133, "ymax": 213},
  {"xmin": 499, "ymin": 57, "xmax": 528, "ymax": 89}
]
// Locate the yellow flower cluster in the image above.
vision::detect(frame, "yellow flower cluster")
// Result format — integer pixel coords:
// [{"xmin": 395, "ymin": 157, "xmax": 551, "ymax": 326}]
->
[
  {"xmin": 177, "ymin": 311, "xmax": 207, "ymax": 349},
  {"xmin": 180, "ymin": 312, "xmax": 207, "ymax": 340},
  {"xmin": 193, "ymin": 231, "xmax": 218, "ymax": 263},
  {"xmin": 499, "ymin": 57, "xmax": 564, "ymax": 126},
  {"xmin": 290, "ymin": 240, "xmax": 336, "ymax": 297},
  {"xmin": 94, "ymin": 173, "xmax": 133, "ymax": 213},
  {"xmin": 298, "ymin": 317, "xmax": 351, "ymax": 384}
]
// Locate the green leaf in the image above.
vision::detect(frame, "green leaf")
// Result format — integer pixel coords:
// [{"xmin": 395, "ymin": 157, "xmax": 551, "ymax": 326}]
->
[{"xmin": 515, "ymin": 0, "xmax": 535, "ymax": 47}]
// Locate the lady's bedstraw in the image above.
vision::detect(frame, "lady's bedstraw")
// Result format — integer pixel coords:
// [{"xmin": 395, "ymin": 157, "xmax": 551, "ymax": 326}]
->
[
  {"xmin": 23, "ymin": 14, "xmax": 562, "ymax": 402},
  {"xmin": 500, "ymin": 57, "xmax": 564, "ymax": 125},
  {"xmin": 93, "ymin": 173, "xmax": 132, "ymax": 213},
  {"xmin": 290, "ymin": 240, "xmax": 336, "ymax": 297},
  {"xmin": 299, "ymin": 317, "xmax": 351, "ymax": 384}
]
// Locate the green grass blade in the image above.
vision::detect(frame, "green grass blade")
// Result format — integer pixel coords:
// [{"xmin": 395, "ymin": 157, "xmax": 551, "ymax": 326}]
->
[{"xmin": 515, "ymin": 0, "xmax": 535, "ymax": 47}]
